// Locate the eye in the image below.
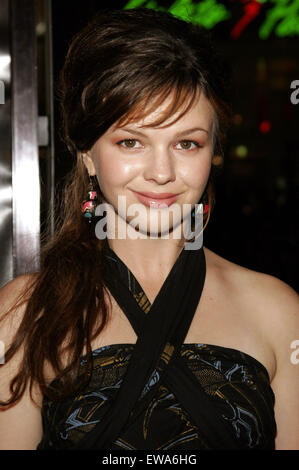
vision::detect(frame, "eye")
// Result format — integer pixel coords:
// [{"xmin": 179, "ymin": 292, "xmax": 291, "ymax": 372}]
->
[
  {"xmin": 176, "ymin": 140, "xmax": 202, "ymax": 150},
  {"xmin": 117, "ymin": 139, "xmax": 142, "ymax": 149}
]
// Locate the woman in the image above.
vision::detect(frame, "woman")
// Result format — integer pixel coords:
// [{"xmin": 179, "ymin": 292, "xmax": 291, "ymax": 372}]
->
[{"xmin": 0, "ymin": 8, "xmax": 298, "ymax": 450}]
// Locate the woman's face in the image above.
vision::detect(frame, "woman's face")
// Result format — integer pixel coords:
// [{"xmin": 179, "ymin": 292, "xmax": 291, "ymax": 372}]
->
[{"xmin": 84, "ymin": 91, "xmax": 215, "ymax": 237}]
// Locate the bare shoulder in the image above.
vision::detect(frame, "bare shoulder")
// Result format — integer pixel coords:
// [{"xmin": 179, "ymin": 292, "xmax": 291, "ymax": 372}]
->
[
  {"xmin": 203, "ymin": 246, "xmax": 298, "ymax": 334},
  {"xmin": 0, "ymin": 272, "xmax": 39, "ymax": 373},
  {"xmin": 0, "ymin": 273, "xmax": 43, "ymax": 450},
  {"xmin": 0, "ymin": 273, "xmax": 37, "ymax": 308},
  {"xmin": 203, "ymin": 245, "xmax": 299, "ymax": 368},
  {"xmin": 0, "ymin": 274, "xmax": 38, "ymax": 330},
  {"xmin": 203, "ymin": 245, "xmax": 298, "ymax": 307},
  {"xmin": 0, "ymin": 273, "xmax": 39, "ymax": 387}
]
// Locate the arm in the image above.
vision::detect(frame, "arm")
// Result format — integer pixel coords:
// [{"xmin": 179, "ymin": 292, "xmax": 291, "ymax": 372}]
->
[
  {"xmin": 260, "ymin": 277, "xmax": 299, "ymax": 449},
  {"xmin": 0, "ymin": 276, "xmax": 43, "ymax": 449}
]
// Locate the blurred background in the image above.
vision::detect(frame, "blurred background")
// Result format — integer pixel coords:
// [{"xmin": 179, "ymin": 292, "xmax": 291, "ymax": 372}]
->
[{"xmin": 0, "ymin": 0, "xmax": 298, "ymax": 290}]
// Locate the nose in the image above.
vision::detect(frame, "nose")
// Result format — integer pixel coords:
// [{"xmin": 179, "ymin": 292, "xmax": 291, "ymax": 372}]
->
[{"xmin": 143, "ymin": 146, "xmax": 176, "ymax": 185}]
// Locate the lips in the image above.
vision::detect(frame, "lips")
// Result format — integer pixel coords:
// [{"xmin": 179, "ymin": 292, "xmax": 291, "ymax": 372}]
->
[{"xmin": 131, "ymin": 190, "xmax": 180, "ymax": 208}]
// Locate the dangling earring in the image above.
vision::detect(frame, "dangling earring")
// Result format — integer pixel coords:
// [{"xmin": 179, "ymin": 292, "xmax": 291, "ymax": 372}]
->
[
  {"xmin": 191, "ymin": 191, "xmax": 210, "ymax": 218},
  {"xmin": 81, "ymin": 175, "xmax": 99, "ymax": 221}
]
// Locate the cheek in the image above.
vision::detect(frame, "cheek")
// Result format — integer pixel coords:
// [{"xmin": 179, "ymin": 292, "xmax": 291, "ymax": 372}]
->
[
  {"xmin": 94, "ymin": 155, "xmax": 139, "ymax": 190},
  {"xmin": 179, "ymin": 153, "xmax": 211, "ymax": 190}
]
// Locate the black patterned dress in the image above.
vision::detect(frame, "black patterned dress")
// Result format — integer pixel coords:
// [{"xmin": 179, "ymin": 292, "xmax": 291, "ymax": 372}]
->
[{"xmin": 37, "ymin": 243, "xmax": 276, "ymax": 450}]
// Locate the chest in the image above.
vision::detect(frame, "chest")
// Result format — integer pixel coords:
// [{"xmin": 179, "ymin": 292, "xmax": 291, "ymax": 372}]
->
[{"xmin": 90, "ymin": 273, "xmax": 276, "ymax": 382}]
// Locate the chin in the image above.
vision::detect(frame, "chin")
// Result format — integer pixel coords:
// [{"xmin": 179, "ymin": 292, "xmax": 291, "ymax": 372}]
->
[{"xmin": 126, "ymin": 215, "xmax": 183, "ymax": 240}]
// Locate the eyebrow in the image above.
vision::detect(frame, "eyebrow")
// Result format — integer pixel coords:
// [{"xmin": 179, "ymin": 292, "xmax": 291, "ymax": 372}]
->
[{"xmin": 115, "ymin": 126, "xmax": 210, "ymax": 137}]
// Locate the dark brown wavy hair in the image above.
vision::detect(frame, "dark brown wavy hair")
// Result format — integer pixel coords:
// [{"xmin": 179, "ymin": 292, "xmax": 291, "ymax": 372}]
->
[{"xmin": 0, "ymin": 7, "xmax": 233, "ymax": 407}]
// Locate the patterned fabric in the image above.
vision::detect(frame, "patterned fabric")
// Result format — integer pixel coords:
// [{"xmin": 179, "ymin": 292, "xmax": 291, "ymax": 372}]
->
[
  {"xmin": 37, "ymin": 246, "xmax": 276, "ymax": 450},
  {"xmin": 38, "ymin": 343, "xmax": 275, "ymax": 450}
]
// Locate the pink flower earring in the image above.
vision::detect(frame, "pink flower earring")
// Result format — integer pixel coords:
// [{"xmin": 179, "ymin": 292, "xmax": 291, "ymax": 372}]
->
[{"xmin": 81, "ymin": 175, "xmax": 99, "ymax": 221}]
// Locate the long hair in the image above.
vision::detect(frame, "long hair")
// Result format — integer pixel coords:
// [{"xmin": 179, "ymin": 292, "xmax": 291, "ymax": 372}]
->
[{"xmin": 0, "ymin": 7, "xmax": 233, "ymax": 406}]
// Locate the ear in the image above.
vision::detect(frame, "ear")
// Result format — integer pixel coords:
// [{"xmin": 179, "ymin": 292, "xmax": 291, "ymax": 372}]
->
[{"xmin": 82, "ymin": 152, "xmax": 96, "ymax": 176}]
